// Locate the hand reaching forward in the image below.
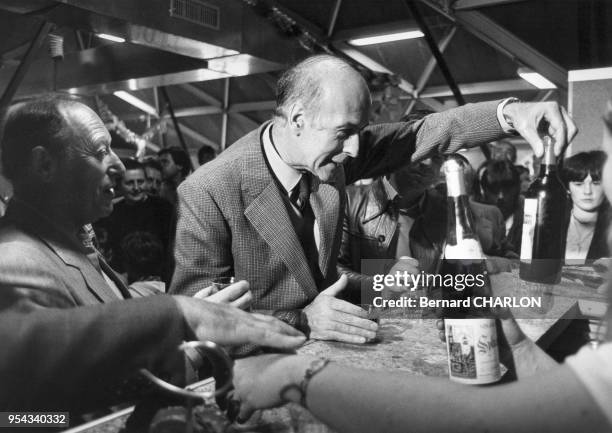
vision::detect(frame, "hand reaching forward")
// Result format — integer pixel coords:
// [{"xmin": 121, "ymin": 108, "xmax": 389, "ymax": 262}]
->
[
  {"xmin": 174, "ymin": 295, "xmax": 305, "ymax": 349},
  {"xmin": 303, "ymin": 275, "xmax": 378, "ymax": 344},
  {"xmin": 502, "ymin": 101, "xmax": 578, "ymax": 157}
]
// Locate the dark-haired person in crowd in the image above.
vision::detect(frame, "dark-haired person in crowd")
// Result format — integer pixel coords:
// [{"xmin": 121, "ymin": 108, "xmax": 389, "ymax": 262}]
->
[
  {"xmin": 562, "ymin": 150, "xmax": 610, "ymax": 263},
  {"xmin": 227, "ymin": 103, "xmax": 612, "ymax": 433},
  {"xmin": 141, "ymin": 156, "xmax": 163, "ymax": 197},
  {"xmin": 516, "ymin": 164, "xmax": 531, "ymax": 195},
  {"xmin": 171, "ymin": 54, "xmax": 577, "ymax": 344},
  {"xmin": 480, "ymin": 159, "xmax": 523, "ymax": 254},
  {"xmin": 121, "ymin": 231, "xmax": 166, "ymax": 295},
  {"xmin": 158, "ymin": 146, "xmax": 192, "ymax": 207},
  {"xmin": 95, "ymin": 159, "xmax": 174, "ymax": 279},
  {"xmin": 198, "ymin": 145, "xmax": 216, "ymax": 166},
  {"xmin": 0, "ymin": 96, "xmax": 304, "ymax": 415}
]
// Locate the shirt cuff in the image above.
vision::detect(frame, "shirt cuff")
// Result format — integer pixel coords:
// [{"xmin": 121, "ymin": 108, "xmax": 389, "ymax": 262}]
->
[{"xmin": 497, "ymin": 97, "xmax": 520, "ymax": 134}]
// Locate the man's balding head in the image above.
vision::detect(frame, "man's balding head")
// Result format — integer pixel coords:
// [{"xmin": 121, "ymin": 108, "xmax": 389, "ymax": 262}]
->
[
  {"xmin": 271, "ymin": 55, "xmax": 371, "ymax": 181},
  {"xmin": 1, "ymin": 96, "xmax": 81, "ymax": 184},
  {"xmin": 274, "ymin": 55, "xmax": 369, "ymax": 122},
  {"xmin": 1, "ymin": 95, "xmax": 123, "ymax": 228}
]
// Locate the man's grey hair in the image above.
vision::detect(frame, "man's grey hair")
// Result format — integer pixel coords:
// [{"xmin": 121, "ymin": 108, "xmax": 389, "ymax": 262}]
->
[
  {"xmin": 1, "ymin": 95, "xmax": 82, "ymax": 183},
  {"xmin": 273, "ymin": 54, "xmax": 359, "ymax": 120}
]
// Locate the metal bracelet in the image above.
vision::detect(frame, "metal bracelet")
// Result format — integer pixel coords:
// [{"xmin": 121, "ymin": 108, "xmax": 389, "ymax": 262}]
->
[{"xmin": 299, "ymin": 358, "xmax": 331, "ymax": 408}]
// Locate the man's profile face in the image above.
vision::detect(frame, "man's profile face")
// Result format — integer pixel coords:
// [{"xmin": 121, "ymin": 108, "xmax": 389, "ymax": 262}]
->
[
  {"xmin": 159, "ymin": 153, "xmax": 179, "ymax": 180},
  {"xmin": 58, "ymin": 104, "xmax": 124, "ymax": 224},
  {"xmin": 121, "ymin": 168, "xmax": 147, "ymax": 204},
  {"xmin": 291, "ymin": 77, "xmax": 370, "ymax": 182},
  {"xmin": 145, "ymin": 166, "xmax": 162, "ymax": 195}
]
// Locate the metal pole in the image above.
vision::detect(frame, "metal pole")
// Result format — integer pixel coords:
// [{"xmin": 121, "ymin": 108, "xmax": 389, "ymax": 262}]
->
[
  {"xmin": 327, "ymin": 0, "xmax": 343, "ymax": 37},
  {"xmin": 405, "ymin": 0, "xmax": 465, "ymax": 106},
  {"xmin": 221, "ymin": 78, "xmax": 230, "ymax": 150},
  {"xmin": 160, "ymin": 87, "xmax": 192, "ymax": 170}
]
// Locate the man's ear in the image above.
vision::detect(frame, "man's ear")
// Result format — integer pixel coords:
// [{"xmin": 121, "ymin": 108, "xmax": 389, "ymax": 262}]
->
[
  {"xmin": 287, "ymin": 103, "xmax": 305, "ymax": 135},
  {"xmin": 30, "ymin": 146, "xmax": 57, "ymax": 183}
]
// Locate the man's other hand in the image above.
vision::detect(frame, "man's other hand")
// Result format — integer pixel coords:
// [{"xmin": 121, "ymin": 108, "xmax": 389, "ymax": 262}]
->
[
  {"xmin": 302, "ymin": 275, "xmax": 378, "ymax": 344},
  {"xmin": 194, "ymin": 280, "xmax": 252, "ymax": 310},
  {"xmin": 384, "ymin": 256, "xmax": 420, "ymax": 299},
  {"xmin": 174, "ymin": 295, "xmax": 306, "ymax": 349}
]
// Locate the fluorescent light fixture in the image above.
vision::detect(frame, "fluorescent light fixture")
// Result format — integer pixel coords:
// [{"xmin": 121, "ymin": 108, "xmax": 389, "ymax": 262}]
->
[
  {"xmin": 348, "ymin": 30, "xmax": 424, "ymax": 46},
  {"xmin": 517, "ymin": 67, "xmax": 557, "ymax": 89},
  {"xmin": 97, "ymin": 33, "xmax": 126, "ymax": 43},
  {"xmin": 113, "ymin": 91, "xmax": 158, "ymax": 117}
]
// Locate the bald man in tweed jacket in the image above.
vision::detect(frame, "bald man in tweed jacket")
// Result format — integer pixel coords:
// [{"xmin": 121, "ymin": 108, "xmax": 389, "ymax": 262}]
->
[{"xmin": 171, "ymin": 55, "xmax": 576, "ymax": 344}]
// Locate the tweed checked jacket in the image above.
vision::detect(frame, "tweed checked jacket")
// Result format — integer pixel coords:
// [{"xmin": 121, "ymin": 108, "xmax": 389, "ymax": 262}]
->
[{"xmin": 171, "ymin": 100, "xmax": 507, "ymax": 324}]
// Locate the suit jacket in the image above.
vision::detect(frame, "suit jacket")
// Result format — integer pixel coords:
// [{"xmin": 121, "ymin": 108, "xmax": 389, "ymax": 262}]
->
[
  {"xmin": 338, "ymin": 178, "xmax": 513, "ymax": 300},
  {"xmin": 0, "ymin": 201, "xmax": 187, "ymax": 412},
  {"xmin": 171, "ymin": 101, "xmax": 506, "ymax": 328}
]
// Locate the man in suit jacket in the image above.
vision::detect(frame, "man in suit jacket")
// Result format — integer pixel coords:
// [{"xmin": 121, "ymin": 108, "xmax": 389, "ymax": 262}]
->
[
  {"xmin": 0, "ymin": 96, "xmax": 305, "ymax": 414},
  {"xmin": 171, "ymin": 54, "xmax": 577, "ymax": 344}
]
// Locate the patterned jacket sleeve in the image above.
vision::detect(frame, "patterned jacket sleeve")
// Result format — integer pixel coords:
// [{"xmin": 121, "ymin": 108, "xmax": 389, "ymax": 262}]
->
[{"xmin": 345, "ymin": 101, "xmax": 505, "ymax": 184}]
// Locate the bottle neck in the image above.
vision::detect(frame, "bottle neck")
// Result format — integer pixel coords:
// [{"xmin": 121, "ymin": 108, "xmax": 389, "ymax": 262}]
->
[
  {"xmin": 539, "ymin": 138, "xmax": 557, "ymax": 176},
  {"xmin": 445, "ymin": 168, "xmax": 478, "ymax": 244}
]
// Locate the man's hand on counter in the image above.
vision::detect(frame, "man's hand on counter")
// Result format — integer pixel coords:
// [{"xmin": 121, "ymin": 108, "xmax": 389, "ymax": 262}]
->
[
  {"xmin": 303, "ymin": 275, "xmax": 378, "ymax": 344},
  {"xmin": 174, "ymin": 295, "xmax": 306, "ymax": 349}
]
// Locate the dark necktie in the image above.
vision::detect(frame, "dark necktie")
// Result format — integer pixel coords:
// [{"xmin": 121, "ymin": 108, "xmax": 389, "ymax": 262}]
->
[
  {"xmin": 290, "ymin": 174, "xmax": 310, "ymax": 212},
  {"xmin": 289, "ymin": 174, "xmax": 322, "ymax": 287}
]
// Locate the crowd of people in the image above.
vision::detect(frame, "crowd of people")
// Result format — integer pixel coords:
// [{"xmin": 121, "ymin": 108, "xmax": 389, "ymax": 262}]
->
[{"xmin": 0, "ymin": 54, "xmax": 609, "ymax": 431}]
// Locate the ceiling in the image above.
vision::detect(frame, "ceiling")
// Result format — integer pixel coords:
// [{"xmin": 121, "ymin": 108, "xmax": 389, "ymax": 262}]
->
[{"xmin": 0, "ymin": 0, "xmax": 610, "ymax": 163}]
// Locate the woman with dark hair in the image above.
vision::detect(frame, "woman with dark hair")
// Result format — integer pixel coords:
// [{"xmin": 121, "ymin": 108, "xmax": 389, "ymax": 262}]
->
[{"xmin": 562, "ymin": 150, "xmax": 609, "ymax": 263}]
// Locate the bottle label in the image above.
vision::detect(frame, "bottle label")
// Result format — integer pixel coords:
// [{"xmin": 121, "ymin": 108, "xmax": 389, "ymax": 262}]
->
[
  {"xmin": 444, "ymin": 238, "xmax": 483, "ymax": 260},
  {"xmin": 445, "ymin": 168, "xmax": 467, "ymax": 198},
  {"xmin": 445, "ymin": 318, "xmax": 500, "ymax": 384},
  {"xmin": 520, "ymin": 198, "xmax": 538, "ymax": 261}
]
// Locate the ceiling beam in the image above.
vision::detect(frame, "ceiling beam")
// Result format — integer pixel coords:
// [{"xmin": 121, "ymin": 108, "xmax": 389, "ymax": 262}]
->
[
  {"xmin": 337, "ymin": 43, "xmax": 417, "ymax": 96},
  {"xmin": 420, "ymin": 78, "xmax": 533, "ymax": 98},
  {"xmin": 122, "ymin": 100, "xmax": 275, "ymax": 121},
  {"xmin": 180, "ymin": 83, "xmax": 259, "ymax": 129},
  {"xmin": 405, "ymin": 25, "xmax": 457, "ymax": 115},
  {"xmin": 181, "ymin": 83, "xmax": 222, "ymax": 107},
  {"xmin": 229, "ymin": 100, "xmax": 276, "ymax": 113},
  {"xmin": 332, "ymin": 20, "xmax": 422, "ymax": 42},
  {"xmin": 419, "ymin": 0, "xmax": 567, "ymax": 89},
  {"xmin": 453, "ymin": 0, "xmax": 528, "ymax": 10},
  {"xmin": 0, "ymin": 43, "xmax": 220, "ymax": 97},
  {"xmin": 167, "ymin": 122, "xmax": 219, "ymax": 150}
]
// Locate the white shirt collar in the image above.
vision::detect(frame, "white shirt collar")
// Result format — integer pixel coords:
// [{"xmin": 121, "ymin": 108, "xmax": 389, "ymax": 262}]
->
[{"xmin": 262, "ymin": 122, "xmax": 302, "ymax": 195}]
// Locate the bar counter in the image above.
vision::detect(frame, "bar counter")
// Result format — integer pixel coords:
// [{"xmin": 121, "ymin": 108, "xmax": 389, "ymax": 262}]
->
[{"xmin": 65, "ymin": 268, "xmax": 605, "ymax": 433}]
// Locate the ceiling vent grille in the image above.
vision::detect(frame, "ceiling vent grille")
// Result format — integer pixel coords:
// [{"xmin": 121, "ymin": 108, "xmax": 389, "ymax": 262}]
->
[{"xmin": 170, "ymin": 0, "xmax": 220, "ymax": 30}]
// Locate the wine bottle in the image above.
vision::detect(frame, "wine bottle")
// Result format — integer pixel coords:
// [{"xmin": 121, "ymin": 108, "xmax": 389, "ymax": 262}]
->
[
  {"xmin": 519, "ymin": 137, "xmax": 569, "ymax": 284},
  {"xmin": 440, "ymin": 156, "xmax": 500, "ymax": 385}
]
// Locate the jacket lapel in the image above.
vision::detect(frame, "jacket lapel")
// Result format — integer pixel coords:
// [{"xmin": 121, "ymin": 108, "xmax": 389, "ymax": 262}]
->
[
  {"xmin": 245, "ymin": 183, "xmax": 318, "ymax": 298},
  {"xmin": 310, "ymin": 177, "xmax": 342, "ymax": 279},
  {"xmin": 242, "ymin": 126, "xmax": 318, "ymax": 299},
  {"xmin": 42, "ymin": 237, "xmax": 122, "ymax": 303}
]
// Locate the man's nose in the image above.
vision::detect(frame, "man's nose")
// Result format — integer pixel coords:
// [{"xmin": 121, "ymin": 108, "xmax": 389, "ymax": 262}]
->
[
  {"xmin": 107, "ymin": 151, "xmax": 125, "ymax": 177},
  {"xmin": 342, "ymin": 134, "xmax": 359, "ymax": 158}
]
